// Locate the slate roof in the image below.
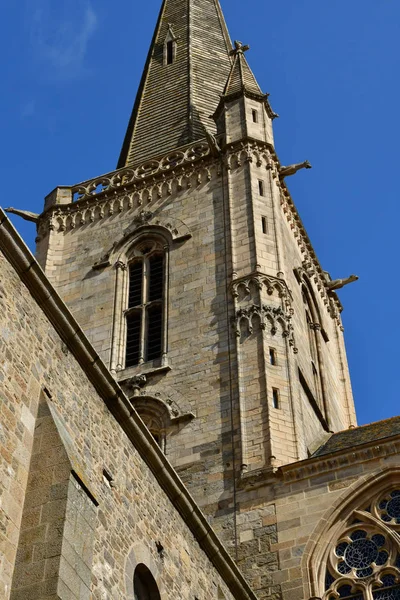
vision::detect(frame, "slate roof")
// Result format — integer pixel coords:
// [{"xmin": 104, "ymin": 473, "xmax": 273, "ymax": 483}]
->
[
  {"xmin": 118, "ymin": 0, "xmax": 234, "ymax": 168},
  {"xmin": 312, "ymin": 416, "xmax": 400, "ymax": 458}
]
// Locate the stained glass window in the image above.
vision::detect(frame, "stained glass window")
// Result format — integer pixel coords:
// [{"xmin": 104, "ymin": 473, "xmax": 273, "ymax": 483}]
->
[{"xmin": 324, "ymin": 488, "xmax": 400, "ymax": 600}]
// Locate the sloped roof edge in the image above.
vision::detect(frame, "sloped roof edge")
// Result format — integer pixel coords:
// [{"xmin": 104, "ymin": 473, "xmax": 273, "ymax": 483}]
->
[{"xmin": 0, "ymin": 208, "xmax": 258, "ymax": 600}]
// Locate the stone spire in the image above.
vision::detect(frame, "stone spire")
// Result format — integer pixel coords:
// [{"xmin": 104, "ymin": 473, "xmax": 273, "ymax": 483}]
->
[
  {"xmin": 223, "ymin": 40, "xmax": 262, "ymax": 96},
  {"xmin": 117, "ymin": 0, "xmax": 234, "ymax": 168}
]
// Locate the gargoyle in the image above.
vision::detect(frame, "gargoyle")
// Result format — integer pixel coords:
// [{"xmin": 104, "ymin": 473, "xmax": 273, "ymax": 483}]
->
[
  {"xmin": 326, "ymin": 275, "xmax": 359, "ymax": 291},
  {"xmin": 5, "ymin": 207, "xmax": 40, "ymax": 223},
  {"xmin": 203, "ymin": 127, "xmax": 221, "ymax": 157},
  {"xmin": 279, "ymin": 161, "xmax": 312, "ymax": 179}
]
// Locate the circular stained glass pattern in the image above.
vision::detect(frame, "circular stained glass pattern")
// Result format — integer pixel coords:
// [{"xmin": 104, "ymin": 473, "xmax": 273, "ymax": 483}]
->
[
  {"xmin": 378, "ymin": 491, "xmax": 400, "ymax": 524},
  {"xmin": 335, "ymin": 530, "xmax": 388, "ymax": 578},
  {"xmin": 344, "ymin": 539, "xmax": 378, "ymax": 569},
  {"xmin": 387, "ymin": 497, "xmax": 400, "ymax": 519}
]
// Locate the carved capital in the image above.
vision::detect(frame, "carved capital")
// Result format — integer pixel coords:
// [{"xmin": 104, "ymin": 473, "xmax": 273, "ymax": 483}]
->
[
  {"xmin": 115, "ymin": 260, "xmax": 127, "ymax": 271},
  {"xmin": 125, "ymin": 375, "xmax": 147, "ymax": 396},
  {"xmin": 133, "ymin": 210, "xmax": 153, "ymax": 226}
]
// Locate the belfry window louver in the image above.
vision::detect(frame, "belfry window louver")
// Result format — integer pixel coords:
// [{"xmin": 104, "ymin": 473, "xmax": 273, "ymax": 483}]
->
[{"xmin": 125, "ymin": 249, "xmax": 164, "ymax": 368}]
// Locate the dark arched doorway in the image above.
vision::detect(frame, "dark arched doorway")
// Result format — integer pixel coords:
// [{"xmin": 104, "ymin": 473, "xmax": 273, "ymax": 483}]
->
[{"xmin": 134, "ymin": 563, "xmax": 161, "ymax": 600}]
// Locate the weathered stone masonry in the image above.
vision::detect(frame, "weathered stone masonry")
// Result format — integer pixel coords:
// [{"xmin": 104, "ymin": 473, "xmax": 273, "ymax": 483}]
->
[{"xmin": 0, "ymin": 209, "xmax": 256, "ymax": 600}]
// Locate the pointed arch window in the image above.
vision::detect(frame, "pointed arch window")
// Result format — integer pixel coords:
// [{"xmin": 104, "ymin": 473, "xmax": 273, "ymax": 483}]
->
[
  {"xmin": 163, "ymin": 26, "xmax": 177, "ymax": 65},
  {"xmin": 324, "ymin": 488, "xmax": 400, "ymax": 600}
]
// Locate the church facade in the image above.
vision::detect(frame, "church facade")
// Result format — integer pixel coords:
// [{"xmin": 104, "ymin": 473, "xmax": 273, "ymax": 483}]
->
[{"xmin": 2, "ymin": 0, "xmax": 400, "ymax": 599}]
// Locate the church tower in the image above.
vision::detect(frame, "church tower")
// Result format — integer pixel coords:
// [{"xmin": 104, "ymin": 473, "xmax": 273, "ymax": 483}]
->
[{"xmin": 34, "ymin": 0, "xmax": 357, "ymax": 593}]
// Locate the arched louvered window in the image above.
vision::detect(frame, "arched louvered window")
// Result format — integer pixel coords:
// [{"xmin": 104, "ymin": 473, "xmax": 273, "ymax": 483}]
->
[{"xmin": 125, "ymin": 241, "xmax": 165, "ymax": 368}]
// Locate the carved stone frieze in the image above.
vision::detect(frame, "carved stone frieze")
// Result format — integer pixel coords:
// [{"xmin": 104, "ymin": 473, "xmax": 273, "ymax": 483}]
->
[
  {"xmin": 72, "ymin": 141, "xmax": 211, "ymax": 202},
  {"xmin": 232, "ymin": 304, "xmax": 298, "ymax": 352},
  {"xmin": 36, "ymin": 142, "xmax": 219, "ymax": 238},
  {"xmin": 231, "ymin": 272, "xmax": 291, "ymax": 307}
]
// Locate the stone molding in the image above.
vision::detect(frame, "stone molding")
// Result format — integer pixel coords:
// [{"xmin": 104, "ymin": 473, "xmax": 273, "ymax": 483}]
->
[
  {"xmin": 238, "ymin": 435, "xmax": 400, "ymax": 491},
  {"xmin": 74, "ymin": 141, "xmax": 211, "ymax": 201},
  {"xmin": 232, "ymin": 304, "xmax": 298, "ymax": 352},
  {"xmin": 0, "ymin": 209, "xmax": 258, "ymax": 600},
  {"xmin": 231, "ymin": 271, "xmax": 297, "ymax": 351},
  {"xmin": 92, "ymin": 211, "xmax": 191, "ymax": 270},
  {"xmin": 231, "ymin": 271, "xmax": 291, "ymax": 304},
  {"xmin": 37, "ymin": 140, "xmax": 218, "ymax": 237},
  {"xmin": 119, "ymin": 380, "xmax": 195, "ymax": 426},
  {"xmin": 36, "ymin": 133, "xmax": 343, "ymax": 323},
  {"xmin": 294, "ymin": 260, "xmax": 343, "ymax": 325}
]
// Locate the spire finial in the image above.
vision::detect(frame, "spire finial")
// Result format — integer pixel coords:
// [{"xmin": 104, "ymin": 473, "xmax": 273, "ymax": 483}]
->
[{"xmin": 230, "ymin": 40, "xmax": 250, "ymax": 56}]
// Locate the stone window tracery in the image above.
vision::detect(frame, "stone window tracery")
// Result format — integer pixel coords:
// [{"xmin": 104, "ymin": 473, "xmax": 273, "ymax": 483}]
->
[{"xmin": 324, "ymin": 489, "xmax": 400, "ymax": 600}]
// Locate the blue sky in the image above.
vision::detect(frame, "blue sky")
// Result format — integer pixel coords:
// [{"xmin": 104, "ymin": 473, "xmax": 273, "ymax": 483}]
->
[{"xmin": 1, "ymin": 0, "xmax": 399, "ymax": 426}]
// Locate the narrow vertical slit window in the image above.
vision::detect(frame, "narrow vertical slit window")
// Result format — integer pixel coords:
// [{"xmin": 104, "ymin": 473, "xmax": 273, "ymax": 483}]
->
[
  {"xmin": 262, "ymin": 216, "xmax": 268, "ymax": 234},
  {"xmin": 125, "ymin": 242, "xmax": 165, "ymax": 368},
  {"xmin": 272, "ymin": 388, "xmax": 280, "ymax": 409},
  {"xmin": 166, "ymin": 41, "xmax": 174, "ymax": 65},
  {"xmin": 269, "ymin": 348, "xmax": 277, "ymax": 365},
  {"xmin": 252, "ymin": 109, "xmax": 258, "ymax": 123},
  {"xmin": 258, "ymin": 180, "xmax": 265, "ymax": 196},
  {"xmin": 302, "ymin": 282, "xmax": 325, "ymax": 412}
]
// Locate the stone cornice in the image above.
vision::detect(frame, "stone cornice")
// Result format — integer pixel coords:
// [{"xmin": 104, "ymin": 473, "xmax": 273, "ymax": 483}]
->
[
  {"xmin": 37, "ymin": 141, "xmax": 219, "ymax": 239},
  {"xmin": 237, "ymin": 434, "xmax": 400, "ymax": 491},
  {"xmin": 279, "ymin": 435, "xmax": 400, "ymax": 484},
  {"xmin": 0, "ymin": 208, "xmax": 258, "ymax": 600},
  {"xmin": 214, "ymin": 88, "xmax": 278, "ymax": 120},
  {"xmin": 231, "ymin": 270, "xmax": 292, "ymax": 302},
  {"xmin": 37, "ymin": 134, "xmax": 342, "ymax": 320}
]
